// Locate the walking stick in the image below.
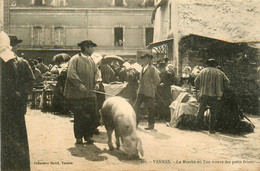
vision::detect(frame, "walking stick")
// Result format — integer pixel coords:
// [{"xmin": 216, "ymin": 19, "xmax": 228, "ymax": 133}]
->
[
  {"xmin": 92, "ymin": 89, "xmax": 114, "ymax": 97},
  {"xmin": 155, "ymin": 91, "xmax": 168, "ymax": 106}
]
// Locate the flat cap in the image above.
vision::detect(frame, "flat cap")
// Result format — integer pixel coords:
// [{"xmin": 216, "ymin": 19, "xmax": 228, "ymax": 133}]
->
[
  {"xmin": 140, "ymin": 53, "xmax": 153, "ymax": 59},
  {"xmin": 77, "ymin": 40, "xmax": 97, "ymax": 47}
]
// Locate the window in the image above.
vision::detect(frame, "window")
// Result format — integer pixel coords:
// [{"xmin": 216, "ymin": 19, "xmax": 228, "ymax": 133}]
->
[
  {"xmin": 114, "ymin": 27, "xmax": 123, "ymax": 47},
  {"xmin": 31, "ymin": 0, "xmax": 45, "ymax": 6},
  {"xmin": 51, "ymin": 0, "xmax": 68, "ymax": 7},
  {"xmin": 145, "ymin": 27, "xmax": 154, "ymax": 46},
  {"xmin": 115, "ymin": 0, "xmax": 123, "ymax": 6},
  {"xmin": 54, "ymin": 27, "xmax": 65, "ymax": 47},
  {"xmin": 111, "ymin": 0, "xmax": 127, "ymax": 7},
  {"xmin": 33, "ymin": 27, "xmax": 43, "ymax": 46},
  {"xmin": 169, "ymin": 3, "xmax": 172, "ymax": 29}
]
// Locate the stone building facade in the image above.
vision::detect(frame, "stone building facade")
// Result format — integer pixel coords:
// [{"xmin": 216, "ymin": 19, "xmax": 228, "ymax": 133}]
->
[{"xmin": 3, "ymin": 0, "xmax": 155, "ymax": 63}]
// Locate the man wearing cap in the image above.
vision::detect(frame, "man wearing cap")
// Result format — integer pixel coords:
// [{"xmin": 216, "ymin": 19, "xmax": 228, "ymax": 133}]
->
[
  {"xmin": 64, "ymin": 40, "xmax": 101, "ymax": 144},
  {"xmin": 157, "ymin": 62, "xmax": 175, "ymax": 121},
  {"xmin": 194, "ymin": 58, "xmax": 230, "ymax": 134},
  {"xmin": 1, "ymin": 31, "xmax": 34, "ymax": 171},
  {"xmin": 134, "ymin": 54, "xmax": 160, "ymax": 130}
]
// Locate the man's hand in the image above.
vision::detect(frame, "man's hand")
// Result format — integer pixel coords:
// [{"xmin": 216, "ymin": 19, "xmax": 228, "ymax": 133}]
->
[
  {"xmin": 79, "ymin": 84, "xmax": 87, "ymax": 92},
  {"xmin": 95, "ymin": 83, "xmax": 99, "ymax": 90}
]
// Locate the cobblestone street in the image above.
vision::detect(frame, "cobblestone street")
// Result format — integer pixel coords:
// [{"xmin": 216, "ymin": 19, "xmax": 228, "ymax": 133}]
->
[{"xmin": 26, "ymin": 108, "xmax": 260, "ymax": 171}]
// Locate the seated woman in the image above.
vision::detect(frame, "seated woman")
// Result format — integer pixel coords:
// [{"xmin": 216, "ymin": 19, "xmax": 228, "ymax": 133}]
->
[
  {"xmin": 170, "ymin": 88, "xmax": 254, "ymax": 134},
  {"xmin": 179, "ymin": 66, "xmax": 194, "ymax": 93}
]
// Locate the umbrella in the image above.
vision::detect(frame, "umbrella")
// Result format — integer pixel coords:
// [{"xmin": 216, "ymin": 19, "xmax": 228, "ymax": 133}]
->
[
  {"xmin": 103, "ymin": 55, "xmax": 124, "ymax": 65},
  {"xmin": 52, "ymin": 53, "xmax": 71, "ymax": 63}
]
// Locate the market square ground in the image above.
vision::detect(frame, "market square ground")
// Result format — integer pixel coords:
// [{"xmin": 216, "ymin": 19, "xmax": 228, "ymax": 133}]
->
[{"xmin": 26, "ymin": 108, "xmax": 260, "ymax": 171}]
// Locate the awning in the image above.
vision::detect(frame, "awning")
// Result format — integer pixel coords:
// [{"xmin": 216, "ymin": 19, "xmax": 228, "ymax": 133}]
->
[
  {"xmin": 180, "ymin": 34, "xmax": 260, "ymax": 45},
  {"xmin": 147, "ymin": 38, "xmax": 173, "ymax": 49}
]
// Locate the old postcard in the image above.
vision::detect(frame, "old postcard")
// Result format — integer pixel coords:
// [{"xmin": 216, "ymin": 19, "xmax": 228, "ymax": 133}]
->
[{"xmin": 1, "ymin": 0, "xmax": 259, "ymax": 171}]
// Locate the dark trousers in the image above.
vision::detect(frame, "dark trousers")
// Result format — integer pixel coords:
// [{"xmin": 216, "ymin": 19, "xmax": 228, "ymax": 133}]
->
[
  {"xmin": 134, "ymin": 94, "xmax": 155, "ymax": 126},
  {"xmin": 69, "ymin": 98, "xmax": 97, "ymax": 140},
  {"xmin": 196, "ymin": 95, "xmax": 221, "ymax": 131}
]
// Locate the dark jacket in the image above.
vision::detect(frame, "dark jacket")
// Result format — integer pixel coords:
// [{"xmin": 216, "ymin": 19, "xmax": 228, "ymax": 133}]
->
[
  {"xmin": 64, "ymin": 53, "xmax": 100, "ymax": 99},
  {"xmin": 1, "ymin": 56, "xmax": 34, "ymax": 171},
  {"xmin": 137, "ymin": 64, "xmax": 160, "ymax": 98}
]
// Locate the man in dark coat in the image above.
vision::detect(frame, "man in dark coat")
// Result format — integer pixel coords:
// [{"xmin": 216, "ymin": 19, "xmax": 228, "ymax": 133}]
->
[
  {"xmin": 194, "ymin": 59, "xmax": 230, "ymax": 133},
  {"xmin": 157, "ymin": 62, "xmax": 175, "ymax": 121},
  {"xmin": 64, "ymin": 40, "xmax": 101, "ymax": 144},
  {"xmin": 36, "ymin": 57, "xmax": 49, "ymax": 74},
  {"xmin": 134, "ymin": 54, "xmax": 160, "ymax": 129},
  {"xmin": 1, "ymin": 31, "xmax": 35, "ymax": 171},
  {"xmin": 99, "ymin": 58, "xmax": 115, "ymax": 84}
]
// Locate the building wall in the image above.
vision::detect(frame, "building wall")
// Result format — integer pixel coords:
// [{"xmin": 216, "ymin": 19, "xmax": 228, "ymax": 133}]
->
[
  {"xmin": 153, "ymin": 1, "xmax": 171, "ymax": 42},
  {"xmin": 9, "ymin": 8, "xmax": 152, "ymax": 48},
  {"xmin": 14, "ymin": 0, "xmax": 148, "ymax": 8},
  {"xmin": 6, "ymin": 0, "xmax": 154, "ymax": 60}
]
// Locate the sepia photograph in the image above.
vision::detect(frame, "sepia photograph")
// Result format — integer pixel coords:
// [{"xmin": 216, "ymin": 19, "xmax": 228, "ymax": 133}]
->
[{"xmin": 0, "ymin": 0, "xmax": 259, "ymax": 170}]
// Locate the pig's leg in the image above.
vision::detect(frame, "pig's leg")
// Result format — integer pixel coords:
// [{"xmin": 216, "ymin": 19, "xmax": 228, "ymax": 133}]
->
[
  {"xmin": 106, "ymin": 127, "xmax": 114, "ymax": 150},
  {"xmin": 115, "ymin": 128, "xmax": 120, "ymax": 150}
]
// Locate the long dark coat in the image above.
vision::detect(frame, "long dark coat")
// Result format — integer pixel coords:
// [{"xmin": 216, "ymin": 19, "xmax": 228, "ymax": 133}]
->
[
  {"xmin": 156, "ymin": 70, "xmax": 175, "ymax": 120},
  {"xmin": 1, "ymin": 56, "xmax": 35, "ymax": 171}
]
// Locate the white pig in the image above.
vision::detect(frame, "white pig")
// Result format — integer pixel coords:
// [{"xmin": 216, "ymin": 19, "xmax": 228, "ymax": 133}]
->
[{"xmin": 100, "ymin": 96, "xmax": 144, "ymax": 158}]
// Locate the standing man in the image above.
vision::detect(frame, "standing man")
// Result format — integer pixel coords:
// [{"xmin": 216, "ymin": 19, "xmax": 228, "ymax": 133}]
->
[
  {"xmin": 36, "ymin": 57, "xmax": 49, "ymax": 74},
  {"xmin": 134, "ymin": 54, "xmax": 160, "ymax": 130},
  {"xmin": 194, "ymin": 58, "xmax": 230, "ymax": 134},
  {"xmin": 157, "ymin": 62, "xmax": 175, "ymax": 121},
  {"xmin": 64, "ymin": 40, "xmax": 101, "ymax": 144},
  {"xmin": 1, "ymin": 31, "xmax": 35, "ymax": 171}
]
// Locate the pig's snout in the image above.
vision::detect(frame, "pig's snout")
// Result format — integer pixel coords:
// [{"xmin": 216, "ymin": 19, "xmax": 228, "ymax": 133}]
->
[{"xmin": 122, "ymin": 136, "xmax": 144, "ymax": 158}]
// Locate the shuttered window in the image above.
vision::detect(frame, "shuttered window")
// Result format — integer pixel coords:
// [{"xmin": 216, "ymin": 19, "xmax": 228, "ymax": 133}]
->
[
  {"xmin": 33, "ymin": 27, "xmax": 43, "ymax": 46},
  {"xmin": 54, "ymin": 27, "xmax": 64, "ymax": 46},
  {"xmin": 146, "ymin": 27, "xmax": 154, "ymax": 46},
  {"xmin": 51, "ymin": 0, "xmax": 68, "ymax": 6}
]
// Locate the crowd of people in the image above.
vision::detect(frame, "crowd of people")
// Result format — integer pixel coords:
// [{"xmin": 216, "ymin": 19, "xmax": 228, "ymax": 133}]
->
[{"xmin": 0, "ymin": 30, "xmax": 255, "ymax": 170}]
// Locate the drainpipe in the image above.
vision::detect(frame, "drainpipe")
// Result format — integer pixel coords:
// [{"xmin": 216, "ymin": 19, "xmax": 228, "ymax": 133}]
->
[{"xmin": 172, "ymin": 0, "xmax": 179, "ymax": 75}]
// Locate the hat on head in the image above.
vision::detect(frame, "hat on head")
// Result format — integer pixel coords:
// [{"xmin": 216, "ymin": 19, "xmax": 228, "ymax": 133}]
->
[
  {"xmin": 77, "ymin": 40, "xmax": 97, "ymax": 47},
  {"xmin": 140, "ymin": 53, "xmax": 153, "ymax": 59},
  {"xmin": 8, "ymin": 35, "xmax": 23, "ymax": 46},
  {"xmin": 206, "ymin": 58, "xmax": 218, "ymax": 67},
  {"xmin": 158, "ymin": 62, "xmax": 166, "ymax": 68},
  {"xmin": 166, "ymin": 64, "xmax": 174, "ymax": 68},
  {"xmin": 0, "ymin": 31, "xmax": 16, "ymax": 62}
]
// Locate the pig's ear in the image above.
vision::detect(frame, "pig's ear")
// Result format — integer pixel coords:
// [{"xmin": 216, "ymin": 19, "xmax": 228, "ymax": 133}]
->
[{"xmin": 137, "ymin": 138, "xmax": 144, "ymax": 157}]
